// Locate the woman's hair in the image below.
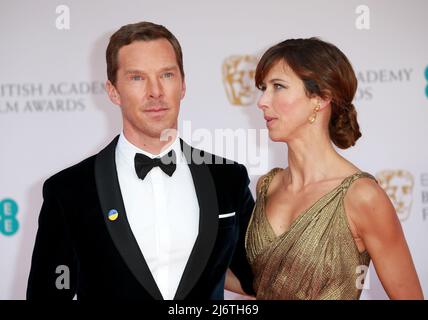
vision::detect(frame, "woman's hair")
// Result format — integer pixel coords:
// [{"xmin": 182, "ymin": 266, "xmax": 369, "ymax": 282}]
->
[{"xmin": 255, "ymin": 37, "xmax": 361, "ymax": 149}]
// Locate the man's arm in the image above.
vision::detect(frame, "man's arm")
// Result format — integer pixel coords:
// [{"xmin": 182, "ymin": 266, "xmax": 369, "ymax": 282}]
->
[
  {"xmin": 27, "ymin": 178, "xmax": 78, "ymax": 300},
  {"xmin": 228, "ymin": 164, "xmax": 255, "ymax": 296}
]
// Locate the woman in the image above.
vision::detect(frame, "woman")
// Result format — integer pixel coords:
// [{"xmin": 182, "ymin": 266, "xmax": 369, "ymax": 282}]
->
[{"xmin": 226, "ymin": 38, "xmax": 423, "ymax": 299}]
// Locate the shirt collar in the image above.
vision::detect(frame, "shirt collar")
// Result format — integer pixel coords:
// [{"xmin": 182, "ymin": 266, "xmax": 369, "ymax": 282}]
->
[{"xmin": 117, "ymin": 131, "xmax": 182, "ymax": 166}]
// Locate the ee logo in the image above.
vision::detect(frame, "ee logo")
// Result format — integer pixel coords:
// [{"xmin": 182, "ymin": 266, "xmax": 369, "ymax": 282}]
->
[
  {"xmin": 425, "ymin": 66, "xmax": 428, "ymax": 98},
  {"xmin": 0, "ymin": 199, "xmax": 19, "ymax": 236}
]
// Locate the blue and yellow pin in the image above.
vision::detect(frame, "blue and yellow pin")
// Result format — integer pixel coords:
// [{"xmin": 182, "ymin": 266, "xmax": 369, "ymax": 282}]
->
[{"xmin": 108, "ymin": 209, "xmax": 119, "ymax": 221}]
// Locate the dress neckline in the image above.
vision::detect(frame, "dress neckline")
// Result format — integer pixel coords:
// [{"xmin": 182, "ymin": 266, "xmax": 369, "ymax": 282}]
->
[{"xmin": 262, "ymin": 169, "xmax": 364, "ymax": 240}]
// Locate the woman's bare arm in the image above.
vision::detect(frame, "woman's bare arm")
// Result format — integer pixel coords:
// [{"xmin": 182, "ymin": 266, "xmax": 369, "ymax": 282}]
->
[{"xmin": 345, "ymin": 178, "xmax": 424, "ymax": 299}]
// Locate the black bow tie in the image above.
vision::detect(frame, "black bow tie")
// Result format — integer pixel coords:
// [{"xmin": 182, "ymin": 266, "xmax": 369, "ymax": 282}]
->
[{"xmin": 134, "ymin": 150, "xmax": 177, "ymax": 180}]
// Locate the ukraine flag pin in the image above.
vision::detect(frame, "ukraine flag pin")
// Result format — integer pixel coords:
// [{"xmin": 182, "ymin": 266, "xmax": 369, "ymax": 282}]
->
[{"xmin": 108, "ymin": 209, "xmax": 119, "ymax": 221}]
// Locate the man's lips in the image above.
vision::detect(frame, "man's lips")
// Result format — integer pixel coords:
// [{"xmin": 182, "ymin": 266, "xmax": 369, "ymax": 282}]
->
[
  {"xmin": 144, "ymin": 107, "xmax": 168, "ymax": 112},
  {"xmin": 143, "ymin": 107, "xmax": 169, "ymax": 119}
]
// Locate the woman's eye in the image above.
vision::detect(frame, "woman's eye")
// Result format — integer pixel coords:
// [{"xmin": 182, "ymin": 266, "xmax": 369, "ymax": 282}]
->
[{"xmin": 274, "ymin": 83, "xmax": 285, "ymax": 90}]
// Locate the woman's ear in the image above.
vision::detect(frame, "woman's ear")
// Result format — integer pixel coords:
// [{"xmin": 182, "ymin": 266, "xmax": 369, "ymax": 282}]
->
[{"xmin": 311, "ymin": 95, "xmax": 331, "ymax": 111}]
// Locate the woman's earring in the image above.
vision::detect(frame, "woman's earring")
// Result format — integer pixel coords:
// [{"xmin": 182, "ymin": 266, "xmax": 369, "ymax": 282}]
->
[{"xmin": 308, "ymin": 104, "xmax": 321, "ymax": 124}]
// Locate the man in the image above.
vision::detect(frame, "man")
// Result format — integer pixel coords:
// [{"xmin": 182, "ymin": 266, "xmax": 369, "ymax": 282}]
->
[{"xmin": 27, "ymin": 21, "xmax": 254, "ymax": 300}]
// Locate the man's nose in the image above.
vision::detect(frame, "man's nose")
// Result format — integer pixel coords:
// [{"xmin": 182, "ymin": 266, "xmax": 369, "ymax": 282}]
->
[{"xmin": 147, "ymin": 78, "xmax": 163, "ymax": 98}]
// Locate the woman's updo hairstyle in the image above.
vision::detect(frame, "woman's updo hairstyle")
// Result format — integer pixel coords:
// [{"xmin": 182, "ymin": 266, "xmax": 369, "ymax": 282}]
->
[{"xmin": 255, "ymin": 37, "xmax": 361, "ymax": 149}]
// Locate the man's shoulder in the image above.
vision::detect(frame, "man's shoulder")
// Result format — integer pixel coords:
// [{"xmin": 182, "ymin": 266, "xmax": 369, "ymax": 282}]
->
[
  {"xmin": 44, "ymin": 154, "xmax": 97, "ymax": 190},
  {"xmin": 188, "ymin": 146, "xmax": 249, "ymax": 182},
  {"xmin": 44, "ymin": 136, "xmax": 118, "ymax": 189}
]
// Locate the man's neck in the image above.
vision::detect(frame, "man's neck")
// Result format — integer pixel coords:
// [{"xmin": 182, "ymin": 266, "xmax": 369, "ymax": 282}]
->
[{"xmin": 123, "ymin": 128, "xmax": 178, "ymax": 156}]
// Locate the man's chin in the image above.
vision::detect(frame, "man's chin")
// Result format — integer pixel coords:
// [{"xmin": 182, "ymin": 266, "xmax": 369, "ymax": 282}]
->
[{"xmin": 146, "ymin": 125, "xmax": 178, "ymax": 141}]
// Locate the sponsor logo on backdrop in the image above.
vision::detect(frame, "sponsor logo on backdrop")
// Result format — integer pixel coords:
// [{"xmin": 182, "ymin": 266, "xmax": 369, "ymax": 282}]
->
[
  {"xmin": 425, "ymin": 66, "xmax": 428, "ymax": 98},
  {"xmin": 0, "ymin": 81, "xmax": 106, "ymax": 114},
  {"xmin": 376, "ymin": 170, "xmax": 414, "ymax": 221},
  {"xmin": 222, "ymin": 55, "xmax": 258, "ymax": 106},
  {"xmin": 354, "ymin": 68, "xmax": 413, "ymax": 101},
  {"xmin": 0, "ymin": 198, "xmax": 19, "ymax": 236},
  {"xmin": 220, "ymin": 58, "xmax": 414, "ymax": 104}
]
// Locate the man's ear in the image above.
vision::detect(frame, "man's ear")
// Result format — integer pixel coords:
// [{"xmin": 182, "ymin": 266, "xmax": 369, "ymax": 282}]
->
[
  {"xmin": 106, "ymin": 80, "xmax": 121, "ymax": 106},
  {"xmin": 180, "ymin": 79, "xmax": 186, "ymax": 100}
]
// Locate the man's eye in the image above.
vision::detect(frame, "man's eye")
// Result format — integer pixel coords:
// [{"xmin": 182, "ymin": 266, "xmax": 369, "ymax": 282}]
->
[
  {"xmin": 131, "ymin": 75, "xmax": 143, "ymax": 81},
  {"xmin": 163, "ymin": 72, "xmax": 174, "ymax": 78}
]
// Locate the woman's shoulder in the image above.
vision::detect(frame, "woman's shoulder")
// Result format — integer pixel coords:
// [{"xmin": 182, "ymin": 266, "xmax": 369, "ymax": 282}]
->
[
  {"xmin": 344, "ymin": 172, "xmax": 397, "ymax": 229},
  {"xmin": 343, "ymin": 170, "xmax": 383, "ymax": 206},
  {"xmin": 345, "ymin": 171, "xmax": 379, "ymax": 197},
  {"xmin": 256, "ymin": 167, "xmax": 285, "ymax": 195}
]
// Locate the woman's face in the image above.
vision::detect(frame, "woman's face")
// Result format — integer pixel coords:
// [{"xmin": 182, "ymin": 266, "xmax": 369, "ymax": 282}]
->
[{"xmin": 257, "ymin": 60, "xmax": 317, "ymax": 142}]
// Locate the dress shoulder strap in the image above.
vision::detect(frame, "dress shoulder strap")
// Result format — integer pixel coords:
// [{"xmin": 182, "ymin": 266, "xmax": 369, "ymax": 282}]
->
[
  {"xmin": 341, "ymin": 171, "xmax": 377, "ymax": 193},
  {"xmin": 257, "ymin": 167, "xmax": 283, "ymax": 196}
]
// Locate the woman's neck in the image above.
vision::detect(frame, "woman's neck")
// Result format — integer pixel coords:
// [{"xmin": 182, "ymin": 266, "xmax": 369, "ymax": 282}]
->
[{"xmin": 285, "ymin": 133, "xmax": 345, "ymax": 191}]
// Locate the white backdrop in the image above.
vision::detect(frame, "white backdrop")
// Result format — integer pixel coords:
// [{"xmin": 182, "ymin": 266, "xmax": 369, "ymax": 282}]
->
[{"xmin": 1, "ymin": 0, "xmax": 427, "ymax": 300}]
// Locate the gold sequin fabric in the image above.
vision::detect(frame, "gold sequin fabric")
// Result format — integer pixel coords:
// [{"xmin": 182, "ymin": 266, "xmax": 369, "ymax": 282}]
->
[{"xmin": 245, "ymin": 168, "xmax": 375, "ymax": 300}]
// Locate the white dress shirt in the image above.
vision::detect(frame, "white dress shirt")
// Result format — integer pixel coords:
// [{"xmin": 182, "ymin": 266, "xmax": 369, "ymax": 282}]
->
[{"xmin": 115, "ymin": 133, "xmax": 199, "ymax": 300}]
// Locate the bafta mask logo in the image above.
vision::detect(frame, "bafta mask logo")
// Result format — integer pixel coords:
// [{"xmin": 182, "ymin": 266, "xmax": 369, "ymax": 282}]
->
[
  {"xmin": 222, "ymin": 55, "xmax": 258, "ymax": 106},
  {"xmin": 376, "ymin": 170, "xmax": 414, "ymax": 221}
]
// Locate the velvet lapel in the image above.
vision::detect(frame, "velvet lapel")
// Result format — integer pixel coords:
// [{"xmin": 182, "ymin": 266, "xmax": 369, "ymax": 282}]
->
[
  {"xmin": 94, "ymin": 135, "xmax": 163, "ymax": 300},
  {"xmin": 173, "ymin": 139, "xmax": 219, "ymax": 299}
]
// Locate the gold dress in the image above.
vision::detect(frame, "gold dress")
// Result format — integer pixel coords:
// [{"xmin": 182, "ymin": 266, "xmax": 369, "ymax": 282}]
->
[{"xmin": 245, "ymin": 168, "xmax": 376, "ymax": 300}]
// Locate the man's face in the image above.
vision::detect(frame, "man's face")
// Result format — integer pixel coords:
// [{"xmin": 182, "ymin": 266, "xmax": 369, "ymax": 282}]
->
[{"xmin": 107, "ymin": 39, "xmax": 185, "ymax": 140}]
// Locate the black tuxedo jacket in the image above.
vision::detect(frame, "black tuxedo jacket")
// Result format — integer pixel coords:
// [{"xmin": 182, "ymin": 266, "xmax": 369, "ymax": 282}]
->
[{"xmin": 27, "ymin": 136, "xmax": 255, "ymax": 300}]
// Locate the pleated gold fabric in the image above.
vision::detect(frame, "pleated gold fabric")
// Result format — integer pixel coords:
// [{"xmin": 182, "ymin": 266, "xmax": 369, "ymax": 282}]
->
[{"xmin": 245, "ymin": 168, "xmax": 375, "ymax": 300}]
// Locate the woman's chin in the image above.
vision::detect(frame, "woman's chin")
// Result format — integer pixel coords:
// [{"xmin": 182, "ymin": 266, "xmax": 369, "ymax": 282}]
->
[
  {"xmin": 269, "ymin": 133, "xmax": 284, "ymax": 142},
  {"xmin": 268, "ymin": 132, "xmax": 286, "ymax": 143}
]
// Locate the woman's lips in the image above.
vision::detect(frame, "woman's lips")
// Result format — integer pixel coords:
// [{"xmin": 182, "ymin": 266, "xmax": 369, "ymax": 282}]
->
[{"xmin": 264, "ymin": 115, "xmax": 277, "ymax": 128}]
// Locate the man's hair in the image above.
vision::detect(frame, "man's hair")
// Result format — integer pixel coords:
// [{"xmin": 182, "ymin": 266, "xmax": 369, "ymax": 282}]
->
[{"xmin": 106, "ymin": 21, "xmax": 184, "ymax": 85}]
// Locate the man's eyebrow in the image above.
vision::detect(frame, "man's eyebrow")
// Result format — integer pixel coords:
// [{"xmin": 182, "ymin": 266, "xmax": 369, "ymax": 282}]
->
[
  {"xmin": 124, "ymin": 69, "xmax": 145, "ymax": 75},
  {"xmin": 159, "ymin": 66, "xmax": 179, "ymax": 72},
  {"xmin": 124, "ymin": 66, "xmax": 179, "ymax": 74}
]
